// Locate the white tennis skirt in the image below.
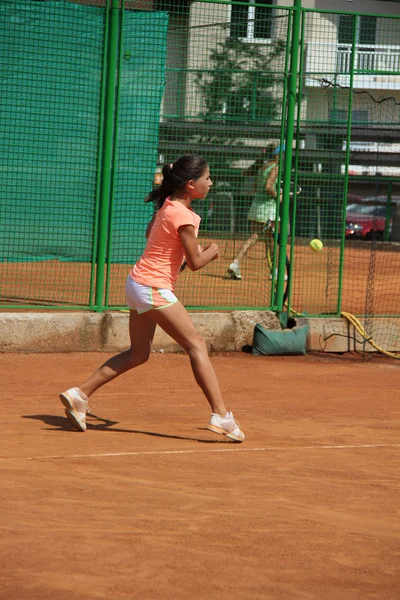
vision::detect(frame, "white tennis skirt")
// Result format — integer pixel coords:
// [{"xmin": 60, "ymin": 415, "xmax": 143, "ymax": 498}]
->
[
  {"xmin": 247, "ymin": 199, "xmax": 277, "ymax": 224},
  {"xmin": 125, "ymin": 276, "xmax": 178, "ymax": 314}
]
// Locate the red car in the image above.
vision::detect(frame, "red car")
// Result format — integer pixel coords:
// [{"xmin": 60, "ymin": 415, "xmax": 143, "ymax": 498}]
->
[{"xmin": 346, "ymin": 201, "xmax": 393, "ymax": 240}]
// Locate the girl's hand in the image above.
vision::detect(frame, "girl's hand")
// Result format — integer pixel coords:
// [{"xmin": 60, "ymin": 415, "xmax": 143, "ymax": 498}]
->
[
  {"xmin": 179, "ymin": 226, "xmax": 219, "ymax": 271},
  {"xmin": 202, "ymin": 243, "xmax": 219, "ymax": 261}
]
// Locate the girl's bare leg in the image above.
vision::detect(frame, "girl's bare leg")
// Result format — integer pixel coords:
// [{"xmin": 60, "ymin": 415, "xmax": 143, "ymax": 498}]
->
[
  {"xmin": 235, "ymin": 232, "xmax": 258, "ymax": 262},
  {"xmin": 149, "ymin": 301, "xmax": 227, "ymax": 415},
  {"xmin": 264, "ymin": 228, "xmax": 275, "ymax": 270},
  {"xmin": 234, "ymin": 221, "xmax": 265, "ymax": 262},
  {"xmin": 79, "ymin": 310, "xmax": 156, "ymax": 398}
]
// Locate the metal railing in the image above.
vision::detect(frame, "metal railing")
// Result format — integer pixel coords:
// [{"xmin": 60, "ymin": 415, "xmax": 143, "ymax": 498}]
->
[{"xmin": 306, "ymin": 42, "xmax": 400, "ymax": 86}]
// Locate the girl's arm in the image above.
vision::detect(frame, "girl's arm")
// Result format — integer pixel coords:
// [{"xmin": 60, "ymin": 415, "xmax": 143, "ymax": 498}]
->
[
  {"xmin": 179, "ymin": 225, "xmax": 218, "ymax": 271},
  {"xmin": 265, "ymin": 165, "xmax": 279, "ymax": 198}
]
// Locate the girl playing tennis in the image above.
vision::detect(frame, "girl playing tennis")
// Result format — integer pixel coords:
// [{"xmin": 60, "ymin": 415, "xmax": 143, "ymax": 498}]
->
[
  {"xmin": 60, "ymin": 154, "xmax": 245, "ymax": 442},
  {"xmin": 228, "ymin": 144, "xmax": 284, "ymax": 281}
]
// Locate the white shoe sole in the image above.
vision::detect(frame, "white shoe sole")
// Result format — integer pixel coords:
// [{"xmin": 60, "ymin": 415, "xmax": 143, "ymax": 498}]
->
[
  {"xmin": 269, "ymin": 274, "xmax": 288, "ymax": 281},
  {"xmin": 60, "ymin": 393, "xmax": 86, "ymax": 432},
  {"xmin": 206, "ymin": 423, "xmax": 245, "ymax": 442},
  {"xmin": 227, "ymin": 268, "xmax": 242, "ymax": 281}
]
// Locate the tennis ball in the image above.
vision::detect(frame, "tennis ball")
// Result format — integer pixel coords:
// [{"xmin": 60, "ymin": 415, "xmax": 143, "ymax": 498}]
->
[{"xmin": 310, "ymin": 239, "xmax": 323, "ymax": 252}]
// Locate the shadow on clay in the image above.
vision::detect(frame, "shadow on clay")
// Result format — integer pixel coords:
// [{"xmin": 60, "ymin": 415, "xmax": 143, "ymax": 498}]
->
[{"xmin": 22, "ymin": 414, "xmax": 234, "ymax": 444}]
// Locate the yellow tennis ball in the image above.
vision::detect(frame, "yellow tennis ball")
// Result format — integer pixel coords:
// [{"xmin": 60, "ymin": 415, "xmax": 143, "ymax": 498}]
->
[{"xmin": 310, "ymin": 239, "xmax": 323, "ymax": 252}]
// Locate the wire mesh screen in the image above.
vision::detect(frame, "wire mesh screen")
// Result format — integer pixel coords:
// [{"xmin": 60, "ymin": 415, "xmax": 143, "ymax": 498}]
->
[
  {"xmin": 106, "ymin": 9, "xmax": 168, "ymax": 307},
  {"xmin": 2, "ymin": 0, "xmax": 400, "ymax": 348},
  {"xmin": 0, "ymin": 0, "xmax": 106, "ymax": 307},
  {"xmin": 290, "ymin": 10, "xmax": 400, "ymax": 356},
  {"xmin": 154, "ymin": 1, "xmax": 290, "ymax": 310}
]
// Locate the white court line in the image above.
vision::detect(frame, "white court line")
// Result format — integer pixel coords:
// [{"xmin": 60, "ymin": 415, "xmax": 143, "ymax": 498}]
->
[{"xmin": 15, "ymin": 443, "xmax": 400, "ymax": 461}]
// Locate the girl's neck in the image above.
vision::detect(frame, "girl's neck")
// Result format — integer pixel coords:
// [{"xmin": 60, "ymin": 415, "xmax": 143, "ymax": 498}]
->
[{"xmin": 170, "ymin": 192, "xmax": 191, "ymax": 208}]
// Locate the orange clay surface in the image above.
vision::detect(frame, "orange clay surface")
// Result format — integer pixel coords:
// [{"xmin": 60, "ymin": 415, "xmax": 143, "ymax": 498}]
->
[
  {"xmin": 1, "ymin": 240, "xmax": 400, "ymax": 315},
  {"xmin": 1, "ymin": 351, "xmax": 400, "ymax": 600}
]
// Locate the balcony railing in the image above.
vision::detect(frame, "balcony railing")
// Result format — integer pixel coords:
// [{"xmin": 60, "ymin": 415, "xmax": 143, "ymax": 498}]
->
[
  {"xmin": 305, "ymin": 42, "xmax": 400, "ymax": 89},
  {"xmin": 337, "ymin": 44, "xmax": 400, "ymax": 73}
]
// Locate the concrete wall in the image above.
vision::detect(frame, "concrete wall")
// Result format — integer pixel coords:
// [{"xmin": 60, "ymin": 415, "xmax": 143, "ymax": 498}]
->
[
  {"xmin": 0, "ymin": 311, "xmax": 279, "ymax": 353},
  {"xmin": 1, "ymin": 311, "xmax": 399, "ymax": 355}
]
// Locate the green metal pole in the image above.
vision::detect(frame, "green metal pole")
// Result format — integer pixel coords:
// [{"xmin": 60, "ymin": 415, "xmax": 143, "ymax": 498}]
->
[
  {"xmin": 270, "ymin": 11, "xmax": 293, "ymax": 306},
  {"xmin": 286, "ymin": 6, "xmax": 306, "ymax": 315},
  {"xmin": 90, "ymin": 0, "xmax": 110, "ymax": 310},
  {"xmin": 275, "ymin": 0, "xmax": 302, "ymax": 312},
  {"xmin": 337, "ymin": 14, "xmax": 357, "ymax": 315},
  {"xmin": 95, "ymin": 0, "xmax": 120, "ymax": 312},
  {"xmin": 332, "ymin": 72, "xmax": 338, "ymax": 121},
  {"xmin": 270, "ymin": 8, "xmax": 293, "ymax": 308},
  {"xmin": 104, "ymin": 0, "xmax": 125, "ymax": 309}
]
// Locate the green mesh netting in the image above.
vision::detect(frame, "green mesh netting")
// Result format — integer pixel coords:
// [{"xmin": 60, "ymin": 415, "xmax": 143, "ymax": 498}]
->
[
  {"xmin": 0, "ymin": 1, "xmax": 168, "ymax": 266},
  {"xmin": 0, "ymin": 1, "xmax": 104, "ymax": 262},
  {"xmin": 109, "ymin": 10, "xmax": 168, "ymax": 265}
]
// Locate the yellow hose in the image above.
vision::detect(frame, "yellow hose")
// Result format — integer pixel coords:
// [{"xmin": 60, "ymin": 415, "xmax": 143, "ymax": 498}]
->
[
  {"xmin": 340, "ymin": 311, "xmax": 400, "ymax": 359},
  {"xmin": 287, "ymin": 305, "xmax": 400, "ymax": 359}
]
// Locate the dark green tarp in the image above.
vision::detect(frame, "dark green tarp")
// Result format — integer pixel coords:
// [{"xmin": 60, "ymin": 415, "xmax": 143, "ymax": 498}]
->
[{"xmin": 0, "ymin": 1, "xmax": 167, "ymax": 264}]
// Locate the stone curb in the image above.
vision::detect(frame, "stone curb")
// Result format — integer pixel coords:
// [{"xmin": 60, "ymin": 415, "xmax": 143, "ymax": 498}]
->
[{"xmin": 1, "ymin": 312, "xmax": 398, "ymax": 354}]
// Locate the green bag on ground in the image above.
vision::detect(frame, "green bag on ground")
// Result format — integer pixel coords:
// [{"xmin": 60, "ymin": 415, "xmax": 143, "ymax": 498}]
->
[{"xmin": 252, "ymin": 323, "xmax": 308, "ymax": 356}]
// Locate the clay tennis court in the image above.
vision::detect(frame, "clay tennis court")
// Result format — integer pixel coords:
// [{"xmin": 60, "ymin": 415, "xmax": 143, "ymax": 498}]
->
[{"xmin": 1, "ymin": 351, "xmax": 399, "ymax": 599}]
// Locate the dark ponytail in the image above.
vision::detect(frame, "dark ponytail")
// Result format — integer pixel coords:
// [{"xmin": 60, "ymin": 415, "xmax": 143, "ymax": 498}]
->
[{"xmin": 145, "ymin": 154, "xmax": 208, "ymax": 209}]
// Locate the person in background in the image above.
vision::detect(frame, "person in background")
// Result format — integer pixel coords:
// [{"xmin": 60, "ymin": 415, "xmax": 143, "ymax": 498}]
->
[
  {"xmin": 228, "ymin": 144, "xmax": 284, "ymax": 281},
  {"xmin": 233, "ymin": 144, "xmax": 276, "ymax": 237}
]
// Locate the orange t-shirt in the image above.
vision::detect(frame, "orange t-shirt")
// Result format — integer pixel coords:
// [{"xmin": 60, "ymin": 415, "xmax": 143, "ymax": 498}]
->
[{"xmin": 130, "ymin": 198, "xmax": 201, "ymax": 290}]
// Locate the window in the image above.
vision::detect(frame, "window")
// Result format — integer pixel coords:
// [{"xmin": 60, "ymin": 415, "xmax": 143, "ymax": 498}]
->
[
  {"xmin": 329, "ymin": 109, "xmax": 369, "ymax": 124},
  {"xmin": 230, "ymin": 0, "xmax": 276, "ymax": 41},
  {"xmin": 330, "ymin": 108, "xmax": 347, "ymax": 123},
  {"xmin": 338, "ymin": 15, "xmax": 377, "ymax": 46},
  {"xmin": 352, "ymin": 109, "xmax": 369, "ymax": 124},
  {"xmin": 337, "ymin": 15, "xmax": 377, "ymax": 72}
]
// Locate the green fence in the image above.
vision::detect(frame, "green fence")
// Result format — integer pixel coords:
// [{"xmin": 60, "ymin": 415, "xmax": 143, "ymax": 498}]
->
[
  {"xmin": 1, "ymin": 0, "xmax": 167, "ymax": 308},
  {"xmin": 2, "ymin": 0, "xmax": 400, "ymax": 345}
]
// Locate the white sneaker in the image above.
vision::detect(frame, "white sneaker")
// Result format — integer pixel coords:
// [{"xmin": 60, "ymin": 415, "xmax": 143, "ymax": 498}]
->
[
  {"xmin": 269, "ymin": 268, "xmax": 288, "ymax": 281},
  {"xmin": 60, "ymin": 387, "xmax": 91, "ymax": 432},
  {"xmin": 206, "ymin": 411, "xmax": 245, "ymax": 442},
  {"xmin": 227, "ymin": 262, "xmax": 242, "ymax": 280}
]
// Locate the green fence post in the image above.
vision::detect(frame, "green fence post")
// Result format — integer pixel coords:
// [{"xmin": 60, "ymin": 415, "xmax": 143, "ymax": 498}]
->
[
  {"xmin": 90, "ymin": 0, "xmax": 110, "ymax": 310},
  {"xmin": 95, "ymin": 0, "xmax": 120, "ymax": 312},
  {"xmin": 269, "ymin": 8, "xmax": 293, "ymax": 309},
  {"xmin": 104, "ymin": 0, "xmax": 125, "ymax": 309},
  {"xmin": 275, "ymin": 0, "xmax": 302, "ymax": 312},
  {"xmin": 337, "ymin": 14, "xmax": 357, "ymax": 315},
  {"xmin": 287, "ymin": 5, "xmax": 306, "ymax": 315}
]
